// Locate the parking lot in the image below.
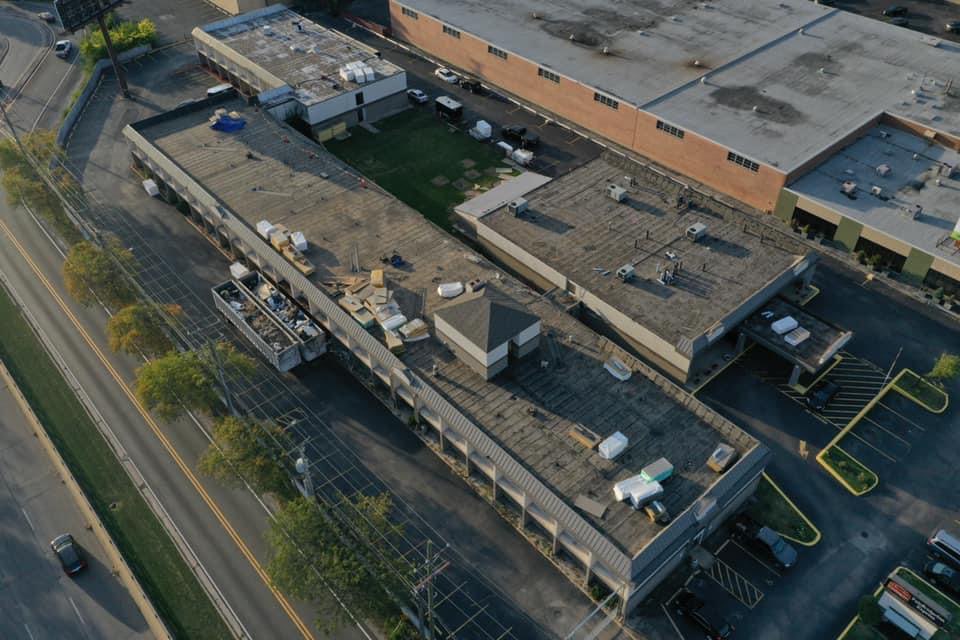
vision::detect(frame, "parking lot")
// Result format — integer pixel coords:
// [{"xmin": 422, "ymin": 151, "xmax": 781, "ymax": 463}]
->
[{"xmin": 830, "ymin": 0, "xmax": 960, "ymax": 42}]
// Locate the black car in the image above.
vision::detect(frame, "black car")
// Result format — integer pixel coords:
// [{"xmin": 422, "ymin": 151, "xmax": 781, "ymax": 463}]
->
[
  {"xmin": 674, "ymin": 590, "xmax": 734, "ymax": 640},
  {"xmin": 805, "ymin": 379, "xmax": 840, "ymax": 412},
  {"xmin": 883, "ymin": 5, "xmax": 908, "ymax": 17},
  {"xmin": 459, "ymin": 77, "xmax": 483, "ymax": 94},
  {"xmin": 925, "ymin": 562, "xmax": 960, "ymax": 597},
  {"xmin": 501, "ymin": 124, "xmax": 540, "ymax": 148},
  {"xmin": 733, "ymin": 514, "xmax": 798, "ymax": 569},
  {"xmin": 946, "ymin": 21, "xmax": 960, "ymax": 33},
  {"xmin": 51, "ymin": 533, "xmax": 86, "ymax": 576}
]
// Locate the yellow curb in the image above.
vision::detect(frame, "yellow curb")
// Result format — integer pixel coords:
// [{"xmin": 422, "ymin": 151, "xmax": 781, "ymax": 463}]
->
[
  {"xmin": 836, "ymin": 583, "xmax": 886, "ymax": 640},
  {"xmin": 0, "ymin": 361, "xmax": 173, "ymax": 640},
  {"xmin": 797, "ymin": 284, "xmax": 821, "ymax": 307},
  {"xmin": 760, "ymin": 472, "xmax": 822, "ymax": 546},
  {"xmin": 792, "ymin": 353, "xmax": 843, "ymax": 395},
  {"xmin": 891, "ymin": 368, "xmax": 949, "ymax": 414},
  {"xmin": 817, "ymin": 444, "xmax": 878, "ymax": 497}
]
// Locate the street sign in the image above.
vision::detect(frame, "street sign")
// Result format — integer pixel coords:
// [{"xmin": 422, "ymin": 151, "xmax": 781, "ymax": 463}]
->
[{"xmin": 54, "ymin": 0, "xmax": 123, "ymax": 33}]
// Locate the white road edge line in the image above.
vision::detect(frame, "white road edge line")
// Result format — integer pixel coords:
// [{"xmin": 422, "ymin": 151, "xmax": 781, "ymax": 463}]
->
[
  {"xmin": 69, "ymin": 596, "xmax": 89, "ymax": 631},
  {"xmin": 23, "ymin": 623, "xmax": 35, "ymax": 640},
  {"xmin": 21, "ymin": 507, "xmax": 36, "ymax": 534},
  {"xmin": 31, "ymin": 61, "xmax": 79, "ymax": 132}
]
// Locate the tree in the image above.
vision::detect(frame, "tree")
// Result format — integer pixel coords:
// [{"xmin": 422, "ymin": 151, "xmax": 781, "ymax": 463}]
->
[
  {"xmin": 63, "ymin": 239, "xmax": 137, "ymax": 309},
  {"xmin": 134, "ymin": 342, "xmax": 255, "ymax": 420},
  {"xmin": 266, "ymin": 494, "xmax": 409, "ymax": 633},
  {"xmin": 79, "ymin": 15, "xmax": 157, "ymax": 68},
  {"xmin": 928, "ymin": 353, "xmax": 960, "ymax": 383},
  {"xmin": 857, "ymin": 595, "xmax": 882, "ymax": 627},
  {"xmin": 198, "ymin": 416, "xmax": 293, "ymax": 498},
  {"xmin": 107, "ymin": 303, "xmax": 181, "ymax": 357}
]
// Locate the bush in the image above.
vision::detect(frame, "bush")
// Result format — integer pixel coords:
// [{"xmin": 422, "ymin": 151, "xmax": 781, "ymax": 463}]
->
[
  {"xmin": 80, "ymin": 15, "xmax": 157, "ymax": 68},
  {"xmin": 928, "ymin": 353, "xmax": 960, "ymax": 383}
]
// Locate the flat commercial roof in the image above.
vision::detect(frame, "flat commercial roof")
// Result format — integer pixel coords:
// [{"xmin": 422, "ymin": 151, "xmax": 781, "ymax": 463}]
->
[
  {"xmin": 399, "ymin": 0, "xmax": 960, "ymax": 173},
  {"xmin": 479, "ymin": 156, "xmax": 810, "ymax": 349},
  {"xmin": 197, "ymin": 6, "xmax": 402, "ymax": 106},
  {"xmin": 455, "ymin": 171, "xmax": 552, "ymax": 221},
  {"xmin": 788, "ymin": 126, "xmax": 960, "ymax": 270},
  {"xmin": 132, "ymin": 100, "xmax": 759, "ymax": 556},
  {"xmin": 741, "ymin": 298, "xmax": 851, "ymax": 373}
]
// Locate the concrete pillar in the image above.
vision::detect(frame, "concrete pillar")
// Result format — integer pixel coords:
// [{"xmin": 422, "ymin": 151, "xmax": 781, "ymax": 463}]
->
[
  {"xmin": 520, "ymin": 495, "xmax": 529, "ymax": 528},
  {"xmin": 437, "ymin": 419, "xmax": 446, "ymax": 453},
  {"xmin": 583, "ymin": 552, "xmax": 594, "ymax": 587},
  {"xmin": 464, "ymin": 442, "xmax": 472, "ymax": 475},
  {"xmin": 551, "ymin": 525, "xmax": 560, "ymax": 555},
  {"xmin": 491, "ymin": 466, "xmax": 499, "ymax": 501},
  {"xmin": 788, "ymin": 363, "xmax": 802, "ymax": 386},
  {"xmin": 735, "ymin": 332, "xmax": 747, "ymax": 355}
]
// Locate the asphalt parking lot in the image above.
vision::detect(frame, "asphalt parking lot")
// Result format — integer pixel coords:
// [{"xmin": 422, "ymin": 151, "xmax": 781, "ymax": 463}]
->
[{"xmin": 830, "ymin": 0, "xmax": 960, "ymax": 42}]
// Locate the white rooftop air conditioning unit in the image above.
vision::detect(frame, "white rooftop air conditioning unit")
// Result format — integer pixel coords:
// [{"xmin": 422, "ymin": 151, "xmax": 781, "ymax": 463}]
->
[
  {"xmin": 685, "ymin": 222, "xmax": 708, "ymax": 242},
  {"xmin": 607, "ymin": 184, "xmax": 627, "ymax": 202},
  {"xmin": 616, "ymin": 264, "xmax": 635, "ymax": 281},
  {"xmin": 508, "ymin": 198, "xmax": 528, "ymax": 217},
  {"xmin": 841, "ymin": 180, "xmax": 857, "ymax": 195},
  {"xmin": 876, "ymin": 164, "xmax": 891, "ymax": 177},
  {"xmin": 870, "ymin": 185, "xmax": 883, "ymax": 197}
]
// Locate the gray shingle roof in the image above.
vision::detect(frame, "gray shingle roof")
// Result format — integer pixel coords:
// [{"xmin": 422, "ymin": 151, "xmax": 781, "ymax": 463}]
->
[{"xmin": 434, "ymin": 289, "xmax": 539, "ymax": 352}]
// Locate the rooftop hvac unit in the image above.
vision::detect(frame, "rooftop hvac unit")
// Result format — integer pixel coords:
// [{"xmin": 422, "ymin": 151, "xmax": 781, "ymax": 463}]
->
[
  {"xmin": 841, "ymin": 180, "xmax": 857, "ymax": 195},
  {"xmin": 508, "ymin": 198, "xmax": 528, "ymax": 216},
  {"xmin": 685, "ymin": 222, "xmax": 708, "ymax": 242},
  {"xmin": 902, "ymin": 203, "xmax": 922, "ymax": 219},
  {"xmin": 607, "ymin": 184, "xmax": 627, "ymax": 202},
  {"xmin": 876, "ymin": 164, "xmax": 891, "ymax": 177},
  {"xmin": 940, "ymin": 164, "xmax": 955, "ymax": 178},
  {"xmin": 870, "ymin": 185, "xmax": 883, "ymax": 197},
  {"xmin": 616, "ymin": 264, "xmax": 635, "ymax": 281},
  {"xmin": 707, "ymin": 443, "xmax": 738, "ymax": 473}
]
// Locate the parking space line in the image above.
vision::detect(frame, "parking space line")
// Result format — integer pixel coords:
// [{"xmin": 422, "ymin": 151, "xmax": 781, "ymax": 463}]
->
[
  {"xmin": 729, "ymin": 540, "xmax": 781, "ymax": 578},
  {"xmin": 843, "ymin": 430, "xmax": 899, "ymax": 462},
  {"xmin": 877, "ymin": 402, "xmax": 927, "ymax": 432},
  {"xmin": 861, "ymin": 416, "xmax": 912, "ymax": 446},
  {"xmin": 704, "ymin": 556, "xmax": 764, "ymax": 609},
  {"xmin": 661, "ymin": 601, "xmax": 686, "ymax": 640}
]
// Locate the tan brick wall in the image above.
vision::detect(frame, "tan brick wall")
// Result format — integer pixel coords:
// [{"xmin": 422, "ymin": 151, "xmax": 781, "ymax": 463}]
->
[{"xmin": 390, "ymin": 0, "xmax": 788, "ymax": 212}]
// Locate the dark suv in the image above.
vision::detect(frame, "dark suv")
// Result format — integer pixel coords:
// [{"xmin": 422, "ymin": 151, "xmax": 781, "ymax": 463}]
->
[
  {"xmin": 805, "ymin": 379, "xmax": 840, "ymax": 412},
  {"xmin": 733, "ymin": 514, "xmax": 798, "ymax": 569},
  {"xmin": 674, "ymin": 590, "xmax": 734, "ymax": 640},
  {"xmin": 882, "ymin": 5, "xmax": 907, "ymax": 17},
  {"xmin": 925, "ymin": 562, "xmax": 960, "ymax": 597},
  {"xmin": 458, "ymin": 77, "xmax": 483, "ymax": 93},
  {"xmin": 501, "ymin": 124, "xmax": 540, "ymax": 148}
]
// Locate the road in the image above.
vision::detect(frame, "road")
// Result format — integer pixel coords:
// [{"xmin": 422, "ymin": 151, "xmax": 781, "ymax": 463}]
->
[
  {"xmin": 0, "ymin": 2, "xmax": 84, "ymax": 134},
  {"xmin": 0, "ymin": 378, "xmax": 152, "ymax": 640}
]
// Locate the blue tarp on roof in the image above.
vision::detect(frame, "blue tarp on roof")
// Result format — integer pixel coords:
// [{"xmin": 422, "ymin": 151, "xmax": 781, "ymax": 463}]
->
[{"xmin": 210, "ymin": 114, "xmax": 246, "ymax": 132}]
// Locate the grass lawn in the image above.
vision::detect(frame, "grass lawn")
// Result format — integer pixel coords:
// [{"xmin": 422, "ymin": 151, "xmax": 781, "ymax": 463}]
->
[
  {"xmin": 747, "ymin": 475, "xmax": 819, "ymax": 544},
  {"xmin": 326, "ymin": 108, "xmax": 515, "ymax": 230},
  {"xmin": 822, "ymin": 445, "xmax": 877, "ymax": 495},
  {"xmin": 0, "ymin": 287, "xmax": 230, "ymax": 639},
  {"xmin": 894, "ymin": 370, "xmax": 948, "ymax": 413},
  {"xmin": 840, "ymin": 619, "xmax": 886, "ymax": 640}
]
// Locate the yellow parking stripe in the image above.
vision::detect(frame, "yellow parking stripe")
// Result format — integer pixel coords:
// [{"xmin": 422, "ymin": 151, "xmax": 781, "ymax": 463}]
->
[{"xmin": 0, "ymin": 218, "xmax": 314, "ymax": 639}]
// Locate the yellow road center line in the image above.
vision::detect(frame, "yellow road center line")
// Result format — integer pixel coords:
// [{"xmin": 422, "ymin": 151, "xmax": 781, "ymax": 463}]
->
[{"xmin": 0, "ymin": 218, "xmax": 314, "ymax": 640}]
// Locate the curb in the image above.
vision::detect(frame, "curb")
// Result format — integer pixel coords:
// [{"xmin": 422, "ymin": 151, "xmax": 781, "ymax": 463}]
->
[
  {"xmin": 0, "ymin": 360, "xmax": 173, "ymax": 640},
  {"xmin": 760, "ymin": 472, "xmax": 822, "ymax": 547},
  {"xmin": 891, "ymin": 368, "xmax": 950, "ymax": 414}
]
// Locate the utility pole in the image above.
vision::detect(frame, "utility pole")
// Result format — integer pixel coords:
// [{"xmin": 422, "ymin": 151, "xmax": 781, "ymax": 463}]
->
[
  {"xmin": 95, "ymin": 13, "xmax": 130, "ymax": 98},
  {"xmin": 208, "ymin": 339, "xmax": 237, "ymax": 416},
  {"xmin": 0, "ymin": 81, "xmax": 27, "ymax": 156}
]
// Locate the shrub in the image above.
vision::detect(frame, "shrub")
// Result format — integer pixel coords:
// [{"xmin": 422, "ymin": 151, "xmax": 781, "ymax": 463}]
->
[{"xmin": 80, "ymin": 16, "xmax": 157, "ymax": 68}]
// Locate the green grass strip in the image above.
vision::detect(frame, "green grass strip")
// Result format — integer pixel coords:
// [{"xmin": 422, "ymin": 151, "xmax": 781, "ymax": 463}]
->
[
  {"xmin": 0, "ymin": 286, "xmax": 230, "ymax": 639},
  {"xmin": 893, "ymin": 369, "xmax": 949, "ymax": 414},
  {"xmin": 326, "ymin": 108, "xmax": 513, "ymax": 231},
  {"xmin": 821, "ymin": 445, "xmax": 878, "ymax": 496},
  {"xmin": 747, "ymin": 474, "xmax": 820, "ymax": 545}
]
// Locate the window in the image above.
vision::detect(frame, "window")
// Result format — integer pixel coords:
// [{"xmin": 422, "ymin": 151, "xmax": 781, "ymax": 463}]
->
[
  {"xmin": 538, "ymin": 67, "xmax": 560, "ymax": 83},
  {"xmin": 656, "ymin": 120, "xmax": 684, "ymax": 139},
  {"xmin": 727, "ymin": 151, "xmax": 760, "ymax": 172},
  {"xmin": 488, "ymin": 45, "xmax": 508, "ymax": 60},
  {"xmin": 594, "ymin": 92, "xmax": 619, "ymax": 110},
  {"xmin": 443, "ymin": 25, "xmax": 460, "ymax": 38},
  {"xmin": 401, "ymin": 6, "xmax": 417, "ymax": 19},
  {"xmin": 355, "ymin": 92, "xmax": 364, "ymax": 106}
]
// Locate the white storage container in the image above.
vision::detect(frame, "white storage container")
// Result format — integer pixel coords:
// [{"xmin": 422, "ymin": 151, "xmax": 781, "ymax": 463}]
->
[
  {"xmin": 598, "ymin": 432, "xmax": 628, "ymax": 460},
  {"xmin": 437, "ymin": 282, "xmax": 465, "ymax": 298},
  {"xmin": 256, "ymin": 220, "xmax": 275, "ymax": 239},
  {"xmin": 475, "ymin": 120, "xmax": 492, "ymax": 138},
  {"xmin": 142, "ymin": 179, "xmax": 159, "ymax": 197},
  {"xmin": 628, "ymin": 480, "xmax": 664, "ymax": 509},
  {"xmin": 381, "ymin": 314, "xmax": 408, "ymax": 332},
  {"xmin": 229, "ymin": 262, "xmax": 250, "ymax": 279},
  {"xmin": 496, "ymin": 141, "xmax": 513, "ymax": 156},
  {"xmin": 290, "ymin": 231, "xmax": 308, "ymax": 252},
  {"xmin": 784, "ymin": 326, "xmax": 810, "ymax": 346},
  {"xmin": 511, "ymin": 149, "xmax": 534, "ymax": 166},
  {"xmin": 613, "ymin": 475, "xmax": 646, "ymax": 502},
  {"xmin": 771, "ymin": 315, "xmax": 798, "ymax": 335}
]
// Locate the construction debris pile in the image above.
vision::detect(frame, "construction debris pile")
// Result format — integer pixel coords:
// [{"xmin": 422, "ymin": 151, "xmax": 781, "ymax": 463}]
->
[
  {"xmin": 216, "ymin": 280, "xmax": 292, "ymax": 353},
  {"xmin": 334, "ymin": 268, "xmax": 430, "ymax": 355},
  {"xmin": 257, "ymin": 219, "xmax": 315, "ymax": 276}
]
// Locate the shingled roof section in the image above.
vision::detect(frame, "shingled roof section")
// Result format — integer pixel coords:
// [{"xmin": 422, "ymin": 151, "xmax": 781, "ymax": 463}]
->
[{"xmin": 434, "ymin": 289, "xmax": 539, "ymax": 352}]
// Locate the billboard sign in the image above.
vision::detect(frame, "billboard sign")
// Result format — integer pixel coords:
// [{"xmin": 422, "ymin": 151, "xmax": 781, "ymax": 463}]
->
[
  {"xmin": 54, "ymin": 0, "xmax": 123, "ymax": 33},
  {"xmin": 885, "ymin": 579, "xmax": 949, "ymax": 628}
]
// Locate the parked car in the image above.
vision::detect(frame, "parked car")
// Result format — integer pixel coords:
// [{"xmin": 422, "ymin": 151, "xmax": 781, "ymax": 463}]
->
[
  {"xmin": 459, "ymin": 76, "xmax": 483, "ymax": 93},
  {"xmin": 805, "ymin": 379, "xmax": 840, "ymax": 412},
  {"xmin": 406, "ymin": 88, "xmax": 429, "ymax": 104},
  {"xmin": 51, "ymin": 533, "xmax": 86, "ymax": 576},
  {"xmin": 54, "ymin": 40, "xmax": 73, "ymax": 59},
  {"xmin": 674, "ymin": 590, "xmax": 735, "ymax": 640},
  {"xmin": 924, "ymin": 562, "xmax": 960, "ymax": 597},
  {"xmin": 733, "ymin": 514, "xmax": 798, "ymax": 569},
  {"xmin": 37, "ymin": 11, "xmax": 56, "ymax": 22},
  {"xmin": 434, "ymin": 67, "xmax": 459, "ymax": 84},
  {"xmin": 946, "ymin": 21, "xmax": 960, "ymax": 33},
  {"xmin": 501, "ymin": 124, "xmax": 540, "ymax": 148},
  {"xmin": 890, "ymin": 16, "xmax": 909, "ymax": 26},
  {"xmin": 882, "ymin": 5, "xmax": 908, "ymax": 17},
  {"xmin": 927, "ymin": 528, "xmax": 960, "ymax": 570}
]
